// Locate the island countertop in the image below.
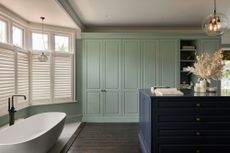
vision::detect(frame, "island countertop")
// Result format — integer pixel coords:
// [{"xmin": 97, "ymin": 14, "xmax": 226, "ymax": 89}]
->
[{"xmin": 139, "ymin": 88, "xmax": 230, "ymax": 97}]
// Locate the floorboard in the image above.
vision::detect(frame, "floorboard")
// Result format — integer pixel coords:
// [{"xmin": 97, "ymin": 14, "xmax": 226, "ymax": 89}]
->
[{"xmin": 66, "ymin": 123, "xmax": 141, "ymax": 153}]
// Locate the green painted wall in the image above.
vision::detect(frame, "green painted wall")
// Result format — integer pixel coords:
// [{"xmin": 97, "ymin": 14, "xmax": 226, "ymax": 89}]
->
[
  {"xmin": 28, "ymin": 103, "xmax": 82, "ymax": 123},
  {"xmin": 0, "ymin": 102, "xmax": 81, "ymax": 127},
  {"xmin": 0, "ymin": 107, "xmax": 29, "ymax": 126}
]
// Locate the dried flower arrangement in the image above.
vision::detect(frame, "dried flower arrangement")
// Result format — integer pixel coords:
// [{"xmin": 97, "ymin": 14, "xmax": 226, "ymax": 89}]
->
[{"xmin": 185, "ymin": 49, "xmax": 225, "ymax": 83}]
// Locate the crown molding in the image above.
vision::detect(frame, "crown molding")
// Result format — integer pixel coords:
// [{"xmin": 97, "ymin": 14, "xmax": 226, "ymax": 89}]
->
[
  {"xmin": 85, "ymin": 26, "xmax": 203, "ymax": 33},
  {"xmin": 56, "ymin": 0, "xmax": 85, "ymax": 31}
]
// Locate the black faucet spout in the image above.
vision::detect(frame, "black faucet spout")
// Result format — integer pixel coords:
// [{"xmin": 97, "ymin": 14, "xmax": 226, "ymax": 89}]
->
[{"xmin": 8, "ymin": 95, "xmax": 27, "ymax": 126}]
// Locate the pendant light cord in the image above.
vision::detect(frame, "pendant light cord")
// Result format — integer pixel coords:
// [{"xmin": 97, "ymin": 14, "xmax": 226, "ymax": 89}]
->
[
  {"xmin": 40, "ymin": 16, "xmax": 46, "ymax": 51},
  {"xmin": 214, "ymin": 0, "xmax": 216, "ymax": 16}
]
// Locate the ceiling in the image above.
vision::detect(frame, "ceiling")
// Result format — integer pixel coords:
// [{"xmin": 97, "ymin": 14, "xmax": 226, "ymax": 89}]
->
[
  {"xmin": 0, "ymin": 0, "xmax": 230, "ymax": 31},
  {"xmin": 0, "ymin": 0, "xmax": 79, "ymax": 29},
  {"xmin": 68, "ymin": 0, "xmax": 230, "ymax": 29}
]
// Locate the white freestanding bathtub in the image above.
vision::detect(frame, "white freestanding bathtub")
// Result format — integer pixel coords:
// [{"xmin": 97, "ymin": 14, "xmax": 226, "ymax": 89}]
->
[{"xmin": 0, "ymin": 112, "xmax": 66, "ymax": 153}]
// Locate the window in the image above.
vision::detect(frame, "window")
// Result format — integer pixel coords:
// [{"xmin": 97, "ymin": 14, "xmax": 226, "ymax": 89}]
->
[
  {"xmin": 31, "ymin": 54, "xmax": 51, "ymax": 104},
  {"xmin": 0, "ymin": 48, "xmax": 29, "ymax": 115},
  {"xmin": 55, "ymin": 35, "xmax": 69, "ymax": 52},
  {"xmin": 0, "ymin": 15, "xmax": 75, "ymax": 116},
  {"xmin": 53, "ymin": 35, "xmax": 73, "ymax": 103},
  {"xmin": 12, "ymin": 26, "xmax": 23, "ymax": 47},
  {"xmin": 54, "ymin": 55, "xmax": 73, "ymax": 102},
  {"xmin": 0, "ymin": 49, "xmax": 15, "ymax": 115},
  {"xmin": 31, "ymin": 34, "xmax": 74, "ymax": 104},
  {"xmin": 0, "ymin": 15, "xmax": 75, "ymax": 114},
  {"xmin": 32, "ymin": 32, "xmax": 48, "ymax": 50},
  {"xmin": 17, "ymin": 51, "xmax": 29, "ymax": 106},
  {"xmin": 0, "ymin": 20, "xmax": 7, "ymax": 43}
]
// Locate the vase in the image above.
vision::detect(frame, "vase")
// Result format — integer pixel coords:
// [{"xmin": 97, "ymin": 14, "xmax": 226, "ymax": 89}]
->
[
  {"xmin": 194, "ymin": 79, "xmax": 207, "ymax": 92},
  {"xmin": 199, "ymin": 79, "xmax": 207, "ymax": 92}
]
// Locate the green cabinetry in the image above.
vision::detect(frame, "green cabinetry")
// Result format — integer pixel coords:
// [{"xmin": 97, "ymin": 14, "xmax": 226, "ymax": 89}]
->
[
  {"xmin": 141, "ymin": 40, "xmax": 158, "ymax": 88},
  {"xmin": 83, "ymin": 40, "xmax": 122, "ymax": 121},
  {"xmin": 84, "ymin": 40, "xmax": 102, "ymax": 115},
  {"xmin": 104, "ymin": 40, "xmax": 121, "ymax": 115},
  {"xmin": 81, "ymin": 33, "xmax": 220, "ymax": 122},
  {"xmin": 199, "ymin": 39, "xmax": 220, "ymax": 54},
  {"xmin": 158, "ymin": 39, "xmax": 179, "ymax": 87},
  {"xmin": 123, "ymin": 40, "xmax": 140, "ymax": 116}
]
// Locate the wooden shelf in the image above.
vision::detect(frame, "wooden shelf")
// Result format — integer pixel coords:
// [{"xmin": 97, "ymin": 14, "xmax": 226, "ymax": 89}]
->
[{"xmin": 180, "ymin": 49, "xmax": 196, "ymax": 51}]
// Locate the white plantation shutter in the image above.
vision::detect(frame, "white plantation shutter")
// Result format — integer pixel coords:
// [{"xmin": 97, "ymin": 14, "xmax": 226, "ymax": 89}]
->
[
  {"xmin": 54, "ymin": 54, "xmax": 73, "ymax": 102},
  {"xmin": 31, "ymin": 54, "xmax": 51, "ymax": 104},
  {"xmin": 0, "ymin": 49, "xmax": 15, "ymax": 115},
  {"xmin": 17, "ymin": 51, "xmax": 29, "ymax": 108}
]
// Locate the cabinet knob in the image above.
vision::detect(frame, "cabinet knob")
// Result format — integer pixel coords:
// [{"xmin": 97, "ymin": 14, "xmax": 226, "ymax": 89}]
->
[
  {"xmin": 196, "ymin": 117, "xmax": 201, "ymax": 121},
  {"xmin": 196, "ymin": 103, "xmax": 201, "ymax": 107},
  {"xmin": 196, "ymin": 132, "xmax": 200, "ymax": 136},
  {"xmin": 196, "ymin": 149, "xmax": 200, "ymax": 153},
  {"xmin": 101, "ymin": 89, "xmax": 104, "ymax": 92}
]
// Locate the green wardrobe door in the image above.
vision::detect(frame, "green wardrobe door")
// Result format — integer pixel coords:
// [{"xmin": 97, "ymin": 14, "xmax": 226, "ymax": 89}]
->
[
  {"xmin": 142, "ymin": 40, "xmax": 157, "ymax": 88},
  {"xmin": 84, "ymin": 40, "xmax": 102, "ymax": 115},
  {"xmin": 104, "ymin": 40, "xmax": 121, "ymax": 115},
  {"xmin": 123, "ymin": 40, "xmax": 140, "ymax": 115},
  {"xmin": 200, "ymin": 39, "xmax": 220, "ymax": 54},
  {"xmin": 158, "ymin": 39, "xmax": 179, "ymax": 88}
]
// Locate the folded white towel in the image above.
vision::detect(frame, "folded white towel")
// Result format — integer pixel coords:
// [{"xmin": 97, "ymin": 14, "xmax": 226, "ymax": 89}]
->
[{"xmin": 154, "ymin": 88, "xmax": 184, "ymax": 96}]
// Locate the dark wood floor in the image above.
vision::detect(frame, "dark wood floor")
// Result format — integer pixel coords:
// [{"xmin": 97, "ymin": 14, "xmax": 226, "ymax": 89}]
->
[{"xmin": 65, "ymin": 123, "xmax": 141, "ymax": 153}]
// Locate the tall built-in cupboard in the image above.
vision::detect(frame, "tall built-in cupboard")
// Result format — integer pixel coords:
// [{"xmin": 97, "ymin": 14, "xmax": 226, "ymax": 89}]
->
[{"xmin": 81, "ymin": 33, "xmax": 220, "ymax": 122}]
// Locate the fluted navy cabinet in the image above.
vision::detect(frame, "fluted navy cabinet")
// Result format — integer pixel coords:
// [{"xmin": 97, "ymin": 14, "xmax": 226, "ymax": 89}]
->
[{"xmin": 139, "ymin": 89, "xmax": 230, "ymax": 153}]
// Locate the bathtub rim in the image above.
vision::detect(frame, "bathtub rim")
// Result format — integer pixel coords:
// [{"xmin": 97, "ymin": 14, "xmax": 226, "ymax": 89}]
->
[{"xmin": 0, "ymin": 112, "xmax": 66, "ymax": 145}]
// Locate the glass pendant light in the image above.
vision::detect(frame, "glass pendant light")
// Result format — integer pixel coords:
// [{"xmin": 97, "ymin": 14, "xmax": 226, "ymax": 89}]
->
[
  {"xmin": 202, "ymin": 0, "xmax": 228, "ymax": 36},
  {"xmin": 38, "ymin": 52, "xmax": 48, "ymax": 62},
  {"xmin": 38, "ymin": 16, "xmax": 48, "ymax": 62}
]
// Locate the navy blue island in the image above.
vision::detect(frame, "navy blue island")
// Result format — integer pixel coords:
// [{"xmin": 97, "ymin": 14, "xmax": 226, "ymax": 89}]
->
[{"xmin": 139, "ymin": 89, "xmax": 230, "ymax": 153}]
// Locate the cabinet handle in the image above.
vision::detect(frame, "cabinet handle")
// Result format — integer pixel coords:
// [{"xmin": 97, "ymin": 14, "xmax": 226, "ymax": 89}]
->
[
  {"xmin": 196, "ymin": 117, "xmax": 201, "ymax": 121},
  {"xmin": 196, "ymin": 132, "xmax": 200, "ymax": 136},
  {"xmin": 196, "ymin": 103, "xmax": 201, "ymax": 107}
]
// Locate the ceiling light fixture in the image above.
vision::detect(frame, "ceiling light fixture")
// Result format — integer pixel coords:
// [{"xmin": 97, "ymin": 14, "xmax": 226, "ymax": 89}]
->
[
  {"xmin": 38, "ymin": 16, "xmax": 48, "ymax": 62},
  {"xmin": 202, "ymin": 0, "xmax": 228, "ymax": 36}
]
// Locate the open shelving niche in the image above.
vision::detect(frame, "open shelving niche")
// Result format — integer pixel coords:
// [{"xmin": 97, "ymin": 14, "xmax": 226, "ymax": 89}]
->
[{"xmin": 180, "ymin": 40, "xmax": 198, "ymax": 89}]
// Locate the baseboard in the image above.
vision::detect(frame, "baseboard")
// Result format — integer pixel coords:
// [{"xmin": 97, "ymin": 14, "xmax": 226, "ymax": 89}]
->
[
  {"xmin": 66, "ymin": 114, "xmax": 83, "ymax": 123},
  {"xmin": 82, "ymin": 116, "xmax": 139, "ymax": 122}
]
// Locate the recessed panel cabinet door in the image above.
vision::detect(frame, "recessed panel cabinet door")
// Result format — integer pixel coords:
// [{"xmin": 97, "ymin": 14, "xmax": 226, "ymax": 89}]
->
[
  {"xmin": 104, "ymin": 40, "xmax": 121, "ymax": 115},
  {"xmin": 142, "ymin": 40, "xmax": 157, "ymax": 88},
  {"xmin": 86, "ymin": 92, "xmax": 101, "ymax": 114},
  {"xmin": 123, "ymin": 40, "xmax": 140, "ymax": 115},
  {"xmin": 200, "ymin": 39, "xmax": 220, "ymax": 54},
  {"xmin": 84, "ymin": 40, "xmax": 102, "ymax": 115},
  {"xmin": 158, "ymin": 39, "xmax": 179, "ymax": 88}
]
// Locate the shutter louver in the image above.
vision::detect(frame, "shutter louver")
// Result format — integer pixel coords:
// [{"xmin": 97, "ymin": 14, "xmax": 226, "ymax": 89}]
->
[
  {"xmin": 0, "ymin": 49, "xmax": 15, "ymax": 115},
  {"xmin": 17, "ymin": 52, "xmax": 29, "ymax": 108},
  {"xmin": 32, "ymin": 54, "xmax": 51, "ymax": 104},
  {"xmin": 54, "ymin": 55, "xmax": 73, "ymax": 102}
]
